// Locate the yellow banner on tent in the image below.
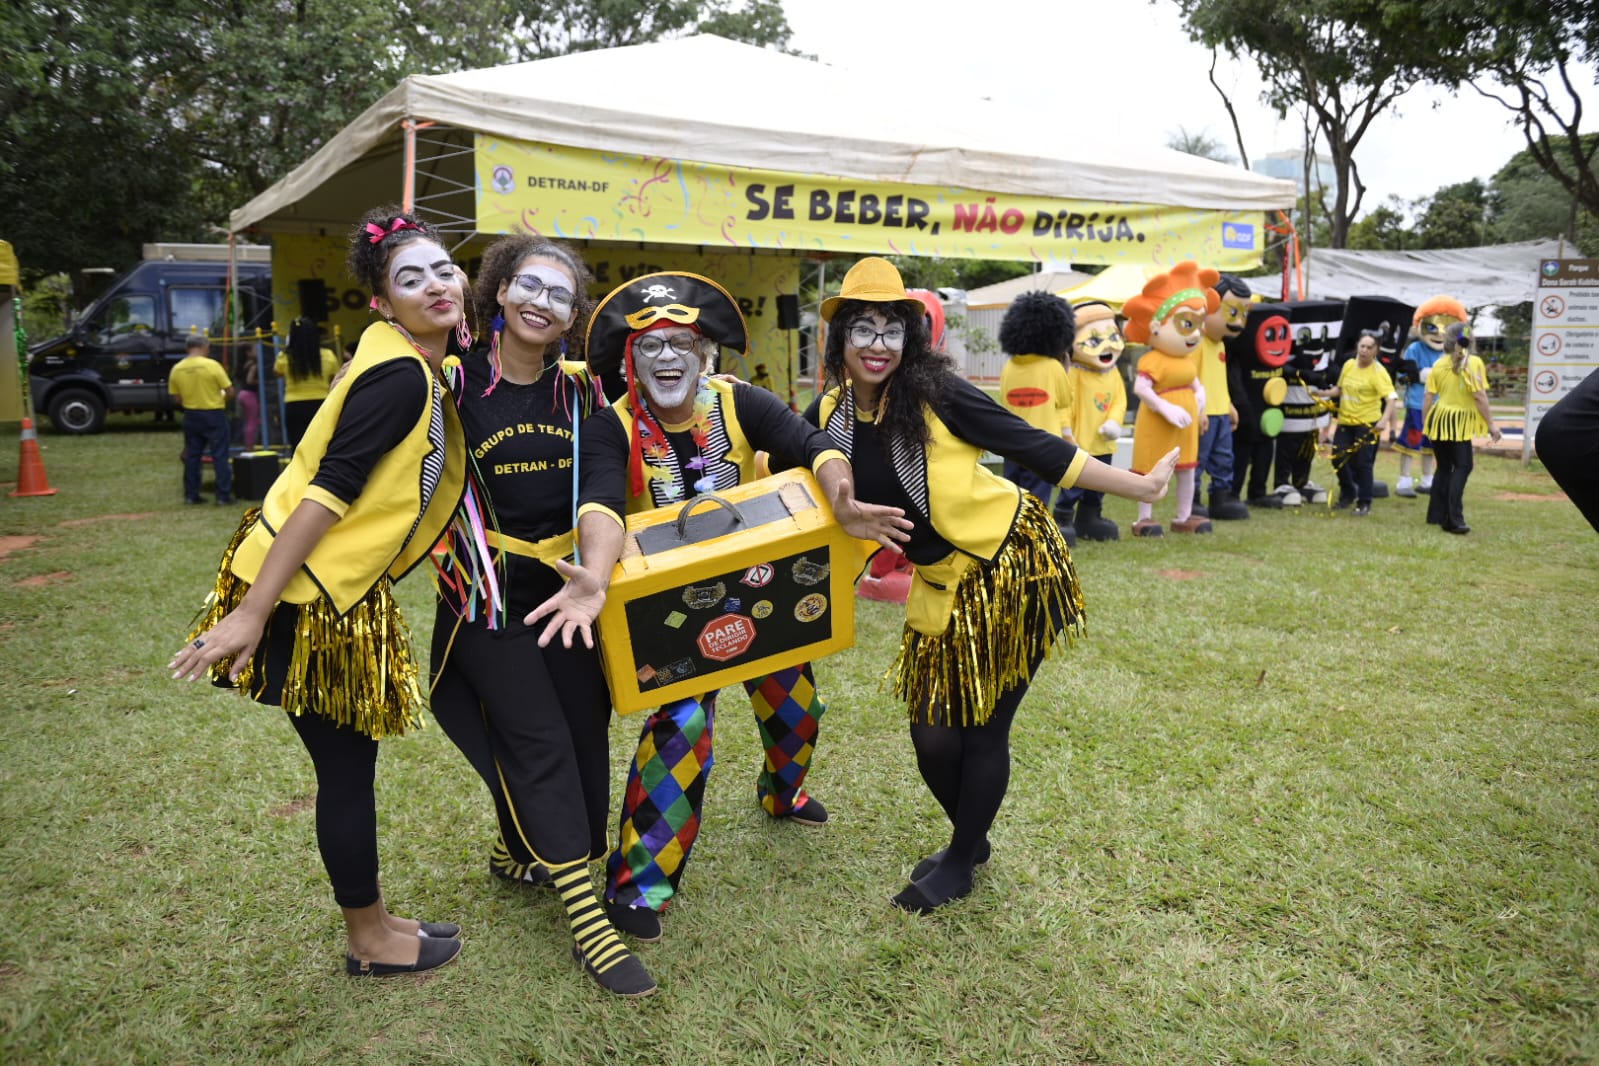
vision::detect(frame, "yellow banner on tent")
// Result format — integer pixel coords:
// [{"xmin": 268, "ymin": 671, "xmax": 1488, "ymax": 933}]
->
[{"xmin": 474, "ymin": 137, "xmax": 1265, "ymax": 270}]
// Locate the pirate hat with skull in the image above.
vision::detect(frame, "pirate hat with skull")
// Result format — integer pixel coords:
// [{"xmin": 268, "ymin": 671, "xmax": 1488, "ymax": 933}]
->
[{"xmin": 586, "ymin": 271, "xmax": 748, "ymax": 378}]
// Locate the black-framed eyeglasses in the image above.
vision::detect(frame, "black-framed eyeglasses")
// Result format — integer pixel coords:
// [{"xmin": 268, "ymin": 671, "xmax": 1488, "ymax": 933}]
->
[
  {"xmin": 633, "ymin": 332, "xmax": 712, "ymax": 358},
  {"xmin": 847, "ymin": 323, "xmax": 907, "ymax": 350},
  {"xmin": 508, "ymin": 273, "xmax": 576, "ymax": 314}
]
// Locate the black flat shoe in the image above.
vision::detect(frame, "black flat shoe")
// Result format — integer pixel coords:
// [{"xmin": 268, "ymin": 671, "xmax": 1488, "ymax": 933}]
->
[
  {"xmin": 1445, "ymin": 524, "xmax": 1470, "ymax": 534},
  {"xmin": 910, "ymin": 840, "xmax": 991, "ymax": 883},
  {"xmin": 889, "ymin": 872, "xmax": 974, "ymax": 915},
  {"xmin": 571, "ymin": 943, "xmax": 658, "ymax": 997},
  {"xmin": 418, "ymin": 920, "xmax": 461, "ymax": 938},
  {"xmin": 346, "ymin": 935, "xmax": 460, "ymax": 977}
]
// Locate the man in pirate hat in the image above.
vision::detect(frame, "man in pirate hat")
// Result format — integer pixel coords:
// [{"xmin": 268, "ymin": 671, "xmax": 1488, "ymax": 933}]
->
[{"xmin": 528, "ymin": 271, "xmax": 910, "ymax": 943}]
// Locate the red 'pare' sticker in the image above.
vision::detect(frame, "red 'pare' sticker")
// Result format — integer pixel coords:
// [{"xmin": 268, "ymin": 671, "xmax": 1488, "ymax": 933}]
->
[{"xmin": 698, "ymin": 614, "xmax": 757, "ymax": 662}]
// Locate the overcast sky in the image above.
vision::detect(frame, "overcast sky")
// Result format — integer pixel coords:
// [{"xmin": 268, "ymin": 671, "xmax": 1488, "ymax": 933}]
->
[{"xmin": 781, "ymin": 0, "xmax": 1595, "ymax": 215}]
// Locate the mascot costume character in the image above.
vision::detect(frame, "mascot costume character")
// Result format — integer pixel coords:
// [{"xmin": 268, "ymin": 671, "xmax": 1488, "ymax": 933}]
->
[
  {"xmin": 1059, "ymin": 300, "xmax": 1128, "ymax": 540},
  {"xmin": 1122, "ymin": 260, "xmax": 1216, "ymax": 536},
  {"xmin": 1271, "ymin": 300, "xmax": 1343, "ymax": 506},
  {"xmin": 1193, "ymin": 273, "xmax": 1253, "ymax": 520},
  {"xmin": 1228, "ymin": 302, "xmax": 1293, "ymax": 508},
  {"xmin": 998, "ymin": 291, "xmax": 1080, "ymax": 545},
  {"xmin": 1394, "ymin": 296, "xmax": 1468, "ymax": 497}
]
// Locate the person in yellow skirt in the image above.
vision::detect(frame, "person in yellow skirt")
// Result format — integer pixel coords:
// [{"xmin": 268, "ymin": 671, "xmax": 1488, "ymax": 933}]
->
[
  {"xmin": 1423, "ymin": 323, "xmax": 1501, "ymax": 533},
  {"xmin": 802, "ymin": 258, "xmax": 1176, "ymax": 913},
  {"xmin": 168, "ymin": 206, "xmax": 468, "ymax": 977}
]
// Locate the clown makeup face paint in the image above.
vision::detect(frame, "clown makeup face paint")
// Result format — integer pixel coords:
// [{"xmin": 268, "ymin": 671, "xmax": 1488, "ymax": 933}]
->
[
  {"xmin": 498, "ymin": 258, "xmax": 576, "ymax": 352},
  {"xmin": 1418, "ymin": 313, "xmax": 1460, "ymax": 351},
  {"xmin": 378, "ymin": 240, "xmax": 464, "ymax": 350},
  {"xmin": 1149, "ymin": 306, "xmax": 1205, "ymax": 355},
  {"xmin": 842, "ymin": 308, "xmax": 904, "ymax": 410},
  {"xmin": 633, "ymin": 326, "xmax": 703, "ymax": 419}
]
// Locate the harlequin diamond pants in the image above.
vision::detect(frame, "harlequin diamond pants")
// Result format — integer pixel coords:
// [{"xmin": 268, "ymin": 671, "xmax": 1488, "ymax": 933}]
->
[{"xmin": 606, "ymin": 663, "xmax": 825, "ymax": 912}]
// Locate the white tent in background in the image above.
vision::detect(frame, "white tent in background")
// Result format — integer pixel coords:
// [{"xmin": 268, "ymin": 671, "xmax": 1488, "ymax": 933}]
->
[{"xmin": 1298, "ymin": 239, "xmax": 1567, "ymax": 308}]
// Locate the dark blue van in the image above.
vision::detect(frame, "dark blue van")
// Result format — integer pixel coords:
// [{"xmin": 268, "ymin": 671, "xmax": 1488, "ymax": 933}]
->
[{"xmin": 27, "ymin": 244, "xmax": 272, "ymax": 434}]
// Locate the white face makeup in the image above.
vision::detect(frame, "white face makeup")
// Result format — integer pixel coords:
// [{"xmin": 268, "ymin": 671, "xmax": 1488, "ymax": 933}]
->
[
  {"xmin": 633, "ymin": 327, "xmax": 703, "ymax": 415},
  {"xmin": 380, "ymin": 240, "xmax": 464, "ymax": 339}
]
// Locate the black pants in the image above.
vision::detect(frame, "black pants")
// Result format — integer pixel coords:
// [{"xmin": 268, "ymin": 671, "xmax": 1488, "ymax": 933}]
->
[
  {"xmin": 1536, "ymin": 370, "xmax": 1599, "ymax": 534},
  {"xmin": 1334, "ymin": 423, "xmax": 1378, "ymax": 505},
  {"xmin": 1234, "ymin": 423, "xmax": 1276, "ymax": 500},
  {"xmin": 1274, "ymin": 430, "xmax": 1315, "ymax": 489},
  {"xmin": 287, "ymin": 711, "xmax": 381, "ymax": 909},
  {"xmin": 1427, "ymin": 439, "xmax": 1474, "ymax": 528},
  {"xmin": 429, "ymin": 575, "xmax": 612, "ymax": 868}
]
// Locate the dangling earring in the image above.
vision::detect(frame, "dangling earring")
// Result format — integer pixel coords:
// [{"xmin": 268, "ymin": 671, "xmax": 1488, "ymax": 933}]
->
[
  {"xmin": 482, "ymin": 312, "xmax": 504, "ymax": 398},
  {"xmin": 456, "ymin": 313, "xmax": 474, "ymax": 352}
]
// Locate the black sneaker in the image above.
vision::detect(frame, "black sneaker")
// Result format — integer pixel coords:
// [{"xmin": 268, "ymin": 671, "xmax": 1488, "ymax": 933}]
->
[
  {"xmin": 184, "ymin": 496, "xmax": 207, "ymax": 505},
  {"xmin": 1353, "ymin": 503, "xmax": 1371, "ymax": 516},
  {"xmin": 605, "ymin": 899, "xmax": 663, "ymax": 942},
  {"xmin": 779, "ymin": 795, "xmax": 828, "ymax": 826}
]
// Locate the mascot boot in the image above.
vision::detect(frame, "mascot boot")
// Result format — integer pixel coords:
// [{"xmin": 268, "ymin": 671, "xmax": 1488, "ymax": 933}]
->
[
  {"xmin": 1075, "ymin": 496, "xmax": 1120, "ymax": 541},
  {"xmin": 1208, "ymin": 489, "xmax": 1251, "ymax": 520}
]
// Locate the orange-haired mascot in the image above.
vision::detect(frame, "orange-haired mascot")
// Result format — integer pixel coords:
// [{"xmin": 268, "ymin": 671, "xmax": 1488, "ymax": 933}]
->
[
  {"xmin": 1123, "ymin": 261, "xmax": 1218, "ymax": 535},
  {"xmin": 1395, "ymin": 295, "xmax": 1469, "ymax": 497}
]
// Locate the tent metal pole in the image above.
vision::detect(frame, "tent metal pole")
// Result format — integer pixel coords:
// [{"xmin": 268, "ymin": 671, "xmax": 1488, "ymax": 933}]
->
[{"xmin": 403, "ymin": 119, "xmax": 418, "ymax": 212}]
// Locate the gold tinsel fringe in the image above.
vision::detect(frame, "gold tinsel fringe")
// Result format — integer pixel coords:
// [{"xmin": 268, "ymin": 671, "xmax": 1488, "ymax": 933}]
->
[
  {"xmin": 185, "ymin": 509, "xmax": 427, "ymax": 739},
  {"xmin": 891, "ymin": 494, "xmax": 1085, "ymax": 727},
  {"xmin": 1426, "ymin": 406, "xmax": 1489, "ymax": 443}
]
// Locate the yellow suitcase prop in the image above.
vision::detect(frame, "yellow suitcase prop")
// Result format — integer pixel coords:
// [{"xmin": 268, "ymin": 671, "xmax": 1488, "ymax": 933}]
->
[{"xmin": 598, "ymin": 469, "xmax": 861, "ymax": 714}]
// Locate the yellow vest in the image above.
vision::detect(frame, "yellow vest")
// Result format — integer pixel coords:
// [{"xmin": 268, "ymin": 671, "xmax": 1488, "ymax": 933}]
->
[
  {"xmin": 230, "ymin": 322, "xmax": 466, "ymax": 615},
  {"xmin": 818, "ymin": 386, "xmax": 1085, "ymax": 564}
]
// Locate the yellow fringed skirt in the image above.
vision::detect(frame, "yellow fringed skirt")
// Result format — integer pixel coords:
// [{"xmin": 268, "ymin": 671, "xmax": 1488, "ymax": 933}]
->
[
  {"xmin": 891, "ymin": 493, "xmax": 1085, "ymax": 727},
  {"xmin": 185, "ymin": 509, "xmax": 428, "ymax": 739}
]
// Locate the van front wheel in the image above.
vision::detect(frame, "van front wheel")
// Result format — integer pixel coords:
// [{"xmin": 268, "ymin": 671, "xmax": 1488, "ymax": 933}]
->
[{"xmin": 48, "ymin": 388, "xmax": 107, "ymax": 435}]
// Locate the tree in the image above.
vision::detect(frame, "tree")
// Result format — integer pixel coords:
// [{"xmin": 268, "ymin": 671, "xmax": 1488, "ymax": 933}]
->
[
  {"xmin": 1411, "ymin": 179, "xmax": 1491, "ymax": 250},
  {"xmin": 3, "ymin": 0, "xmax": 792, "ymax": 281},
  {"xmin": 1172, "ymin": 0, "xmax": 1473, "ymax": 248},
  {"xmin": 1426, "ymin": 1, "xmax": 1599, "ymax": 221},
  {"xmin": 1487, "ymin": 134, "xmax": 1599, "ymax": 252},
  {"xmin": 1344, "ymin": 198, "xmax": 1409, "ymax": 251},
  {"xmin": 1166, "ymin": 126, "xmax": 1236, "ymax": 165}
]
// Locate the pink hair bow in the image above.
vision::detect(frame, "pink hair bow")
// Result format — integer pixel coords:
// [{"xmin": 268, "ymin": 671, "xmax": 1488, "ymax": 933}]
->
[{"xmin": 364, "ymin": 217, "xmax": 423, "ymax": 244}]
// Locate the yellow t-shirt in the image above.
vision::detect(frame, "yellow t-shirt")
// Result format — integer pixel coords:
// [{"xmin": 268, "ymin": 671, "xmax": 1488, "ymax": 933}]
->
[
  {"xmin": 168, "ymin": 355, "xmax": 232, "ymax": 411},
  {"xmin": 1195, "ymin": 335, "xmax": 1231, "ymax": 415},
  {"xmin": 274, "ymin": 348, "xmax": 342, "ymax": 403},
  {"xmin": 999, "ymin": 354, "xmax": 1072, "ymax": 437},
  {"xmin": 1335, "ymin": 358, "xmax": 1395, "ymax": 426},
  {"xmin": 1424, "ymin": 354, "xmax": 1491, "ymax": 441}
]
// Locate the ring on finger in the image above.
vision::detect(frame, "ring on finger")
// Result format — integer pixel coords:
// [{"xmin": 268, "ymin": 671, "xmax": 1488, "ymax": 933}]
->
[{"xmin": 192, "ymin": 638, "xmax": 206, "ymax": 649}]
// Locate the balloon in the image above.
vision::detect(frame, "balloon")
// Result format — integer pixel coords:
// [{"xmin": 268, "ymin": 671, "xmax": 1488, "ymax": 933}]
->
[{"xmin": 1260, "ymin": 407, "xmax": 1284, "ymax": 437}]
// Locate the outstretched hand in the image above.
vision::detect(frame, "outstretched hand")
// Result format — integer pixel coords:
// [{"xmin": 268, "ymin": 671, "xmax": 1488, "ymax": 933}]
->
[
  {"xmin": 1138, "ymin": 448, "xmax": 1180, "ymax": 503},
  {"xmin": 168, "ymin": 604, "xmax": 268, "ymax": 683},
  {"xmin": 524, "ymin": 558, "xmax": 609, "ymax": 649},
  {"xmin": 830, "ymin": 478, "xmax": 913, "ymax": 552}
]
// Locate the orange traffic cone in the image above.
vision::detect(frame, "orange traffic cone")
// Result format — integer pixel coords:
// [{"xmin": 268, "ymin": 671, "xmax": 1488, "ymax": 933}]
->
[{"xmin": 10, "ymin": 417, "xmax": 59, "ymax": 498}]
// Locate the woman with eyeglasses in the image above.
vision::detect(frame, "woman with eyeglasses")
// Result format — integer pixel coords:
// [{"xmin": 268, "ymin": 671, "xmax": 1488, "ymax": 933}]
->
[
  {"xmin": 1423, "ymin": 322, "xmax": 1501, "ymax": 534},
  {"xmin": 169, "ymin": 206, "xmax": 467, "ymax": 976},
  {"xmin": 807, "ymin": 258, "xmax": 1176, "ymax": 914},
  {"xmin": 425, "ymin": 234, "xmax": 659, "ymax": 996}
]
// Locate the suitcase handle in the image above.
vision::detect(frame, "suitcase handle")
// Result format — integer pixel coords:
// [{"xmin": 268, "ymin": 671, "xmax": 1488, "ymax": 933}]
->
[{"xmin": 675, "ymin": 493, "xmax": 744, "ymax": 539}]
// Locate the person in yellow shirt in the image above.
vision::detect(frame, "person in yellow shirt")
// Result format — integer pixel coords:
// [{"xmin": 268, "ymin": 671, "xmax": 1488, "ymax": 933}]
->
[
  {"xmin": 998, "ymin": 291, "xmax": 1079, "ymax": 544},
  {"xmin": 168, "ymin": 333, "xmax": 236, "ymax": 505},
  {"xmin": 1317, "ymin": 330, "xmax": 1397, "ymax": 515},
  {"xmin": 1423, "ymin": 323, "xmax": 1501, "ymax": 533},
  {"xmin": 275, "ymin": 318, "xmax": 343, "ymax": 447}
]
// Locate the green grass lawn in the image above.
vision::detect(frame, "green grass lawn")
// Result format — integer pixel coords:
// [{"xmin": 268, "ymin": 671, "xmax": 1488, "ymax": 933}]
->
[{"xmin": 1, "ymin": 414, "xmax": 1595, "ymax": 1065}]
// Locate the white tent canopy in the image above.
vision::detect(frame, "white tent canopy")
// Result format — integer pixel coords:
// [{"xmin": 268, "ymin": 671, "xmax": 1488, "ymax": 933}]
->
[
  {"xmin": 1298, "ymin": 239, "xmax": 1568, "ymax": 307},
  {"xmin": 230, "ymin": 34, "xmax": 1295, "ymax": 234}
]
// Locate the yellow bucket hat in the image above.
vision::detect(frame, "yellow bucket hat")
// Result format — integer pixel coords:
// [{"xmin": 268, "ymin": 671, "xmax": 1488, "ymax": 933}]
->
[{"xmin": 820, "ymin": 257, "xmax": 923, "ymax": 322}]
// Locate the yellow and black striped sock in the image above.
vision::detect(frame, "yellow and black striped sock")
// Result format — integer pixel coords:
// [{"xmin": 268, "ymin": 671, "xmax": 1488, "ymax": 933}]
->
[{"xmin": 553, "ymin": 866, "xmax": 631, "ymax": 976}]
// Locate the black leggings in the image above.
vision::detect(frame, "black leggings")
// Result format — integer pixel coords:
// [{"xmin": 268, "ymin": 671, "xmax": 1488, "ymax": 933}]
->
[
  {"xmin": 907, "ymin": 645, "xmax": 1044, "ymax": 862},
  {"xmin": 287, "ymin": 711, "xmax": 381, "ymax": 909},
  {"xmin": 1428, "ymin": 439, "xmax": 1475, "ymax": 528}
]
